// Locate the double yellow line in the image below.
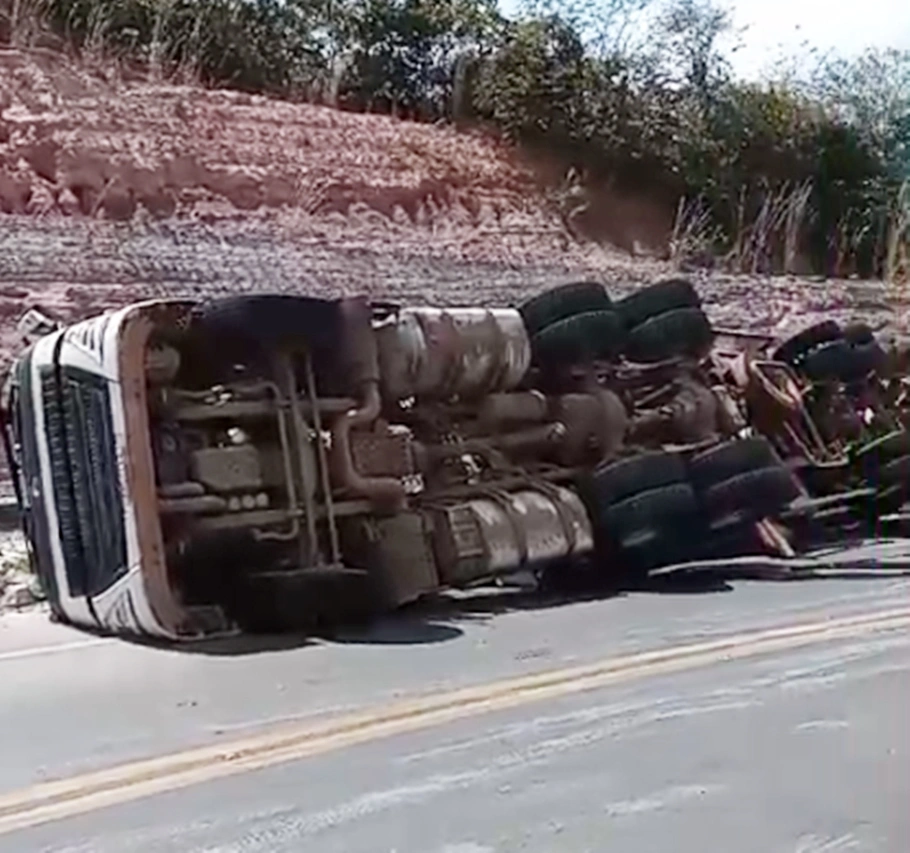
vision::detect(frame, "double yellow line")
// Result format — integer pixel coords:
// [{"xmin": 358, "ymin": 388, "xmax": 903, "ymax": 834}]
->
[{"xmin": 2, "ymin": 605, "xmax": 908, "ymax": 836}]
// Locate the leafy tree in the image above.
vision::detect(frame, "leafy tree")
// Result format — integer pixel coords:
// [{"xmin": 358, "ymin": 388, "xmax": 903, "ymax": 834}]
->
[
  {"xmin": 648, "ymin": 0, "xmax": 734, "ymax": 93},
  {"xmin": 516, "ymin": 0, "xmax": 653, "ymax": 57},
  {"xmin": 810, "ymin": 47, "xmax": 910, "ymax": 181},
  {"xmin": 472, "ymin": 16, "xmax": 592, "ymax": 143},
  {"xmin": 334, "ymin": 0, "xmax": 503, "ymax": 117},
  {"xmin": 39, "ymin": 0, "xmax": 329, "ymax": 95}
]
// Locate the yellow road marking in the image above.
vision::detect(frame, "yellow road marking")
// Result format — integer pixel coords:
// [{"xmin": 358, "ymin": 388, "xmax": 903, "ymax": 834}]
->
[{"xmin": 1, "ymin": 605, "xmax": 908, "ymax": 836}]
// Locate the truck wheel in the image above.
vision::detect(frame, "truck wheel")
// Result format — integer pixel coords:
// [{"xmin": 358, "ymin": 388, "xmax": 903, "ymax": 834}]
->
[
  {"xmin": 615, "ymin": 278, "xmax": 701, "ymax": 330},
  {"xmin": 601, "ymin": 482, "xmax": 700, "ymax": 551},
  {"xmin": 531, "ymin": 308, "xmax": 625, "ymax": 365},
  {"xmin": 773, "ymin": 321, "xmax": 842, "ymax": 367},
  {"xmin": 518, "ymin": 281, "xmax": 611, "ymax": 337},
  {"xmin": 701, "ymin": 465, "xmax": 800, "ymax": 520},
  {"xmin": 843, "ymin": 322, "xmax": 875, "ymax": 345},
  {"xmin": 579, "ymin": 454, "xmax": 702, "ymax": 581},
  {"xmin": 584, "ymin": 450, "xmax": 687, "ymax": 510},
  {"xmin": 623, "ymin": 526, "xmax": 704, "ymax": 574},
  {"xmin": 800, "ymin": 337, "xmax": 885, "ymax": 383},
  {"xmin": 846, "ymin": 340, "xmax": 886, "ymax": 379},
  {"xmin": 624, "ymin": 306, "xmax": 714, "ymax": 363},
  {"xmin": 687, "ymin": 437, "xmax": 780, "ymax": 492},
  {"xmin": 193, "ymin": 294, "xmax": 342, "ymax": 350},
  {"xmin": 800, "ymin": 339, "xmax": 853, "ymax": 381}
]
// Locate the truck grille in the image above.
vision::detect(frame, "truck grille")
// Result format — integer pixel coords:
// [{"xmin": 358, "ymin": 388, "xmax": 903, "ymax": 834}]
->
[{"xmin": 41, "ymin": 365, "xmax": 127, "ymax": 598}]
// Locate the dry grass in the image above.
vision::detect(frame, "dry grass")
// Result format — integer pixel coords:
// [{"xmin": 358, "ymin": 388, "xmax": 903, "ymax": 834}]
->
[
  {"xmin": 667, "ymin": 182, "xmax": 815, "ymax": 276},
  {"xmin": 669, "ymin": 196, "xmax": 718, "ymax": 267},
  {"xmin": 3, "ymin": 1, "xmax": 46, "ymax": 47},
  {"xmin": 725, "ymin": 180, "xmax": 814, "ymax": 275},
  {"xmin": 885, "ymin": 179, "xmax": 910, "ymax": 292},
  {"xmin": 664, "ymin": 180, "xmax": 909, "ymax": 282}
]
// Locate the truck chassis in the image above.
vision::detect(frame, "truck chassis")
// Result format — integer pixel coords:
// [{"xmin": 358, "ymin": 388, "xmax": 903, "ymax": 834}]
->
[{"xmin": 1, "ymin": 279, "xmax": 905, "ymax": 640}]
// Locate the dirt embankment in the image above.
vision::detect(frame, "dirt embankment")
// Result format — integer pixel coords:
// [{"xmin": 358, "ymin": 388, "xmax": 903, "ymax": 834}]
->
[{"xmin": 0, "ymin": 47, "xmax": 575, "ymax": 243}]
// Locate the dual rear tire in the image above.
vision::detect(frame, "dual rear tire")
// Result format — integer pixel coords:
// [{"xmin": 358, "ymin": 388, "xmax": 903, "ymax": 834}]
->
[
  {"xmin": 616, "ymin": 279, "xmax": 714, "ymax": 363},
  {"xmin": 578, "ymin": 437, "xmax": 800, "ymax": 583},
  {"xmin": 579, "ymin": 451, "xmax": 700, "ymax": 580},
  {"xmin": 519, "ymin": 281, "xmax": 624, "ymax": 368},
  {"xmin": 518, "ymin": 278, "xmax": 715, "ymax": 366}
]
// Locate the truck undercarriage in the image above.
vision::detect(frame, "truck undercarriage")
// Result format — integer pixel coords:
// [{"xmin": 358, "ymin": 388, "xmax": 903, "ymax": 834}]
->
[{"xmin": 2, "ymin": 279, "xmax": 907, "ymax": 640}]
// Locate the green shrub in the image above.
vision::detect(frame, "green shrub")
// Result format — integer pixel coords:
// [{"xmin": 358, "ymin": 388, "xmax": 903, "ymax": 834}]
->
[{"xmin": 38, "ymin": 0, "xmax": 328, "ymax": 95}]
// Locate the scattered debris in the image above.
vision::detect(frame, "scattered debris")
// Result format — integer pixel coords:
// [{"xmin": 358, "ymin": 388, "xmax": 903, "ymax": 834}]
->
[{"xmin": 0, "ymin": 531, "xmax": 42, "ymax": 612}]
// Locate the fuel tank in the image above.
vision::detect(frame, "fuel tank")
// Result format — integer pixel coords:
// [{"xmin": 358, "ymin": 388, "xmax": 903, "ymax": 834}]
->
[
  {"xmin": 431, "ymin": 485, "xmax": 594, "ymax": 586},
  {"xmin": 375, "ymin": 307, "xmax": 531, "ymax": 401}
]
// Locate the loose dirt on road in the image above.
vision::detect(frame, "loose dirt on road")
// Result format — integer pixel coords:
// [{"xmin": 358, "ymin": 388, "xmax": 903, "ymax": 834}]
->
[{"xmin": 0, "ymin": 530, "xmax": 40, "ymax": 610}]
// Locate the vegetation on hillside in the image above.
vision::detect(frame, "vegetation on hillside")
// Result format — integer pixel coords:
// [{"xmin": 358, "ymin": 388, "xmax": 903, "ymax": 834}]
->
[{"xmin": 0, "ymin": 0, "xmax": 907, "ymax": 279}]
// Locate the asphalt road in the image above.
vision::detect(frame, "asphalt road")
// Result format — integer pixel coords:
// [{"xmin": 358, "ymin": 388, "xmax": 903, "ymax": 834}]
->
[{"xmin": 2, "ymin": 577, "xmax": 909, "ymax": 851}]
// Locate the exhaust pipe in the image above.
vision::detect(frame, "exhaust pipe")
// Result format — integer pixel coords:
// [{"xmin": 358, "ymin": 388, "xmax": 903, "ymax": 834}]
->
[
  {"xmin": 330, "ymin": 381, "xmax": 406, "ymax": 510},
  {"xmin": 329, "ymin": 299, "xmax": 406, "ymax": 511}
]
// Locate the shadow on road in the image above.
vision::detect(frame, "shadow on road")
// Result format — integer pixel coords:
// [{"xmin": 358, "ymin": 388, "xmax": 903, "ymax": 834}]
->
[
  {"xmin": 639, "ymin": 574, "xmax": 735, "ymax": 594},
  {"xmin": 169, "ymin": 548, "xmax": 908, "ymax": 656},
  {"xmin": 322, "ymin": 618, "xmax": 464, "ymax": 646},
  {"xmin": 117, "ymin": 631, "xmax": 319, "ymax": 657},
  {"xmin": 157, "ymin": 586, "xmax": 610, "ymax": 655},
  {"xmin": 115, "ymin": 614, "xmax": 468, "ymax": 657},
  {"xmin": 76, "ymin": 564, "xmax": 745, "ymax": 657}
]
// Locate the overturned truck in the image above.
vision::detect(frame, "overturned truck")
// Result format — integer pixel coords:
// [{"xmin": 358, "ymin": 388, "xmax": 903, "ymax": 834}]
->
[{"xmin": 0, "ymin": 280, "xmax": 902, "ymax": 640}]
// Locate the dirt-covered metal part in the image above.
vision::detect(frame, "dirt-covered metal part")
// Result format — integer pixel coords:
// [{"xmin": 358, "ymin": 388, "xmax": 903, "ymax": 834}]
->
[{"xmin": 430, "ymin": 485, "xmax": 593, "ymax": 585}]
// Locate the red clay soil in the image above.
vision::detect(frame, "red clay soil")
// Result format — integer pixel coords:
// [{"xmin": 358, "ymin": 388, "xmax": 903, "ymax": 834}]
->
[{"xmin": 0, "ymin": 47, "xmax": 577, "ymax": 255}]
